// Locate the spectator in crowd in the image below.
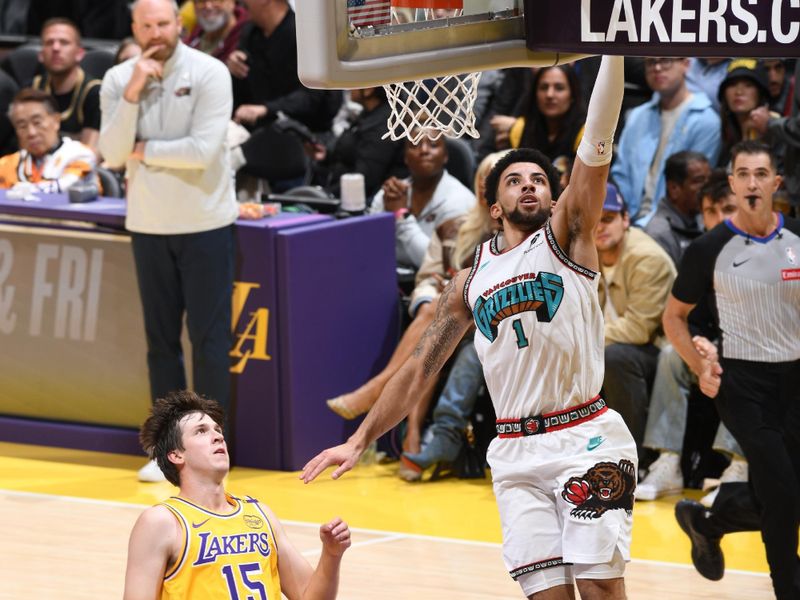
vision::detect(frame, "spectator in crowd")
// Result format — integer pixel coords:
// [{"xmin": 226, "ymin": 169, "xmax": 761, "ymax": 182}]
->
[
  {"xmin": 762, "ymin": 58, "xmax": 794, "ymax": 117},
  {"xmin": 370, "ymin": 134, "xmax": 475, "ymax": 272},
  {"xmin": 306, "ymin": 86, "xmax": 406, "ymax": 200},
  {"xmin": 226, "ymin": 0, "xmax": 341, "ymax": 190},
  {"xmin": 699, "ymin": 169, "xmax": 739, "ymax": 226},
  {"xmin": 184, "ymin": 0, "xmax": 247, "ymax": 63},
  {"xmin": 663, "ymin": 141, "xmax": 799, "ymax": 600},
  {"xmin": 0, "ymin": 88, "xmax": 95, "ymax": 192},
  {"xmin": 717, "ymin": 59, "xmax": 782, "ymax": 168},
  {"xmin": 99, "ymin": 0, "xmax": 239, "ymax": 483},
  {"xmin": 33, "ymin": 18, "xmax": 101, "ymax": 150},
  {"xmin": 126, "ymin": 391, "xmax": 351, "ymax": 599},
  {"xmin": 685, "ymin": 57, "xmax": 730, "ymax": 114},
  {"xmin": 612, "ymin": 57, "xmax": 720, "ymax": 226},
  {"xmin": 113, "ymin": 38, "xmax": 142, "ymax": 65},
  {"xmin": 636, "ymin": 171, "xmax": 746, "ymax": 503},
  {"xmin": 644, "ymin": 151, "xmax": 710, "ymax": 266},
  {"xmin": 489, "ymin": 64, "xmax": 585, "ymax": 179},
  {"xmin": 596, "ymin": 184, "xmax": 677, "ymax": 450}
]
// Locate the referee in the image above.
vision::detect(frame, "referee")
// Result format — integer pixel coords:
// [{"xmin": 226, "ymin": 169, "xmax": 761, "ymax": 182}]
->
[{"xmin": 663, "ymin": 140, "xmax": 800, "ymax": 600}]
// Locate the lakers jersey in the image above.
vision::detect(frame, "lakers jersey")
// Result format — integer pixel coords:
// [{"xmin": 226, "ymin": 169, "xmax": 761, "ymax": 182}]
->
[
  {"xmin": 464, "ymin": 222, "xmax": 604, "ymax": 419},
  {"xmin": 160, "ymin": 494, "xmax": 281, "ymax": 600}
]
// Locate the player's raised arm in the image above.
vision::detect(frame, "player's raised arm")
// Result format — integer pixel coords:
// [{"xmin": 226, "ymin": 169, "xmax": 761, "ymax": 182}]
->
[
  {"xmin": 301, "ymin": 270, "xmax": 474, "ymax": 483},
  {"xmin": 551, "ymin": 55, "xmax": 624, "ymax": 255}
]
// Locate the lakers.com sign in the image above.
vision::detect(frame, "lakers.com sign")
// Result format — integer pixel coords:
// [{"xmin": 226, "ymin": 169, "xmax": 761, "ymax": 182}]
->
[{"xmin": 526, "ymin": 0, "xmax": 800, "ymax": 56}]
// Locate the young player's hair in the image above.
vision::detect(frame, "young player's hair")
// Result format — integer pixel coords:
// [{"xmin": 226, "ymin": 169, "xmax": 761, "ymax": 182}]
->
[{"xmin": 139, "ymin": 391, "xmax": 225, "ymax": 486}]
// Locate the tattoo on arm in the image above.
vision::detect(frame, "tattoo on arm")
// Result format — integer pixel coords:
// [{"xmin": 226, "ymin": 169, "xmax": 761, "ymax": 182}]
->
[{"xmin": 412, "ymin": 279, "xmax": 464, "ymax": 378}]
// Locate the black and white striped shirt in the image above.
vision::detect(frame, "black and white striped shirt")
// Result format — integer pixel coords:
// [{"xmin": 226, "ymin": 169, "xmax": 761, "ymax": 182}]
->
[{"xmin": 672, "ymin": 214, "xmax": 800, "ymax": 362}]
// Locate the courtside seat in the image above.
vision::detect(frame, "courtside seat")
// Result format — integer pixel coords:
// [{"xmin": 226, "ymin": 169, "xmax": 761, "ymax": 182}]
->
[
  {"xmin": 81, "ymin": 49, "xmax": 115, "ymax": 81},
  {"xmin": 444, "ymin": 136, "xmax": 476, "ymax": 190},
  {"xmin": 1, "ymin": 45, "xmax": 43, "ymax": 87}
]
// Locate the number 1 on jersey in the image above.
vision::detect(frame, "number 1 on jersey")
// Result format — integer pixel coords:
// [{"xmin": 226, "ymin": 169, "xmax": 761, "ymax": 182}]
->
[{"xmin": 512, "ymin": 318, "xmax": 529, "ymax": 349}]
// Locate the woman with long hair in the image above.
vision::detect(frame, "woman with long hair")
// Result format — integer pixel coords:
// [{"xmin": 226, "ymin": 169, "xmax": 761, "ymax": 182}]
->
[
  {"xmin": 717, "ymin": 59, "xmax": 782, "ymax": 167},
  {"xmin": 491, "ymin": 65, "xmax": 586, "ymax": 175}
]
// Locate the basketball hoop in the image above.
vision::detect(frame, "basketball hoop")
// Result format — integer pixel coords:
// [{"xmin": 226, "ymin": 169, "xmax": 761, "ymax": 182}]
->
[
  {"xmin": 382, "ymin": 3, "xmax": 481, "ymax": 143},
  {"xmin": 382, "ymin": 71, "xmax": 482, "ymax": 143}
]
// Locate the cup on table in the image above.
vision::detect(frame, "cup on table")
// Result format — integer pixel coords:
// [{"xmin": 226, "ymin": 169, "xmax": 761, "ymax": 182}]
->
[{"xmin": 340, "ymin": 173, "xmax": 366, "ymax": 213}]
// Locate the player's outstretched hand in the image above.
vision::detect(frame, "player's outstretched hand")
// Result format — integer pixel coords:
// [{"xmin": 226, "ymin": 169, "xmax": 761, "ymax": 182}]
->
[
  {"xmin": 300, "ymin": 442, "xmax": 362, "ymax": 483},
  {"xmin": 319, "ymin": 517, "xmax": 351, "ymax": 557}
]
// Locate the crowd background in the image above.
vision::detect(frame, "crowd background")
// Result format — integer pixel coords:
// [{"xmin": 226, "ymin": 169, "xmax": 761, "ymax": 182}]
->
[{"xmin": 0, "ymin": 0, "xmax": 797, "ymax": 591}]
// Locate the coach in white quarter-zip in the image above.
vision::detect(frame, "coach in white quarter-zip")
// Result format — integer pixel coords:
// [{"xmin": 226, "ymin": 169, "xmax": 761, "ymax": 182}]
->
[{"xmin": 99, "ymin": 0, "xmax": 238, "ymax": 483}]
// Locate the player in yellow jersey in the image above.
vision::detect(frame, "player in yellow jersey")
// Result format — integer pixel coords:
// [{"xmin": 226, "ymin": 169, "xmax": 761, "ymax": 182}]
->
[{"xmin": 124, "ymin": 390, "xmax": 351, "ymax": 600}]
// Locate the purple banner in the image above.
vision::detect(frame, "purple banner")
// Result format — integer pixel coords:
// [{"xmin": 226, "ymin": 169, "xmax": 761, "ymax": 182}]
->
[{"xmin": 525, "ymin": 0, "xmax": 800, "ymax": 57}]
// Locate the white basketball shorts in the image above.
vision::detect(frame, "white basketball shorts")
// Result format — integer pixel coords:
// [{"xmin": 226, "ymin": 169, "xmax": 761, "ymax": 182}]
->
[{"xmin": 488, "ymin": 408, "xmax": 638, "ymax": 596}]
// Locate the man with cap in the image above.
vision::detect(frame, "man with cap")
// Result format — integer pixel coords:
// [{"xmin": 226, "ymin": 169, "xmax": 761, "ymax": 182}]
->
[{"xmin": 596, "ymin": 183, "xmax": 677, "ymax": 452}]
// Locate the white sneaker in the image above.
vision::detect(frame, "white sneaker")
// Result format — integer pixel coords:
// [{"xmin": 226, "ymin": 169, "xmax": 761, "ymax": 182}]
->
[
  {"xmin": 137, "ymin": 459, "xmax": 166, "ymax": 483},
  {"xmin": 699, "ymin": 458, "xmax": 748, "ymax": 508},
  {"xmin": 636, "ymin": 452, "xmax": 683, "ymax": 501}
]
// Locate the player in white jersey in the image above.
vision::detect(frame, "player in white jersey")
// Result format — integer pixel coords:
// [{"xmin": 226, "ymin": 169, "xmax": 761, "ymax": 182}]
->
[{"xmin": 302, "ymin": 55, "xmax": 637, "ymax": 599}]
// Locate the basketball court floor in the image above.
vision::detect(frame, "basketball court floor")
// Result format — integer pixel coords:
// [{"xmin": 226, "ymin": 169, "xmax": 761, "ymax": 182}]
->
[{"xmin": 0, "ymin": 441, "xmax": 772, "ymax": 599}]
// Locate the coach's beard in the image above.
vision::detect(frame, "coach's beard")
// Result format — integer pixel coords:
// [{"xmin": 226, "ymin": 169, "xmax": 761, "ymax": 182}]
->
[{"xmin": 506, "ymin": 205, "xmax": 550, "ymax": 232}]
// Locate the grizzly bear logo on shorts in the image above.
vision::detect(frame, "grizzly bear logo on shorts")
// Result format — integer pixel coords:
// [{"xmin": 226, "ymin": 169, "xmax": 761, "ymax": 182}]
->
[{"xmin": 561, "ymin": 460, "xmax": 636, "ymax": 520}]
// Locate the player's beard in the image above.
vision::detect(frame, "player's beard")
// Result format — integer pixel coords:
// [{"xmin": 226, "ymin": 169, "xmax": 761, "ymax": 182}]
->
[{"xmin": 505, "ymin": 205, "xmax": 550, "ymax": 232}]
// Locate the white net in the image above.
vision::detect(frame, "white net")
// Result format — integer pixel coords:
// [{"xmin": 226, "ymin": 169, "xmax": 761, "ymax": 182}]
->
[
  {"xmin": 382, "ymin": 72, "xmax": 482, "ymax": 143},
  {"xmin": 380, "ymin": 7, "xmax": 481, "ymax": 143}
]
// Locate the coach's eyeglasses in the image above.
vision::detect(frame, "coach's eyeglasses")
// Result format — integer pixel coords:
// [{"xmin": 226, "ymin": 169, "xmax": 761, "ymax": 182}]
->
[{"xmin": 644, "ymin": 58, "xmax": 677, "ymax": 71}]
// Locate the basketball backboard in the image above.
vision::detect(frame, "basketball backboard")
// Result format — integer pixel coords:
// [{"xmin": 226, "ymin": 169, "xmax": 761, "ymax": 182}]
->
[{"xmin": 295, "ymin": 0, "xmax": 587, "ymax": 89}]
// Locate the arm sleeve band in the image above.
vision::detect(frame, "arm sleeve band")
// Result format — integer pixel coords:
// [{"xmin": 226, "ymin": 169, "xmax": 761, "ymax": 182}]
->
[{"xmin": 576, "ymin": 55, "xmax": 624, "ymax": 167}]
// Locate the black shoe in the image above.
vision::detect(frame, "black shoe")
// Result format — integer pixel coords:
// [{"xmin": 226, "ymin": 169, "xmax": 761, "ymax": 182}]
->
[{"xmin": 675, "ymin": 499, "xmax": 725, "ymax": 581}]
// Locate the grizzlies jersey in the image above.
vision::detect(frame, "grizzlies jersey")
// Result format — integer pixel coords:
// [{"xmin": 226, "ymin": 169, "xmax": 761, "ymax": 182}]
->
[
  {"xmin": 464, "ymin": 222, "xmax": 604, "ymax": 418},
  {"xmin": 160, "ymin": 494, "xmax": 281, "ymax": 600}
]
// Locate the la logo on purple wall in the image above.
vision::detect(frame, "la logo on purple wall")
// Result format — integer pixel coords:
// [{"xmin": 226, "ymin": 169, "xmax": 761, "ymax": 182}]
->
[{"xmin": 230, "ymin": 281, "xmax": 271, "ymax": 374}]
